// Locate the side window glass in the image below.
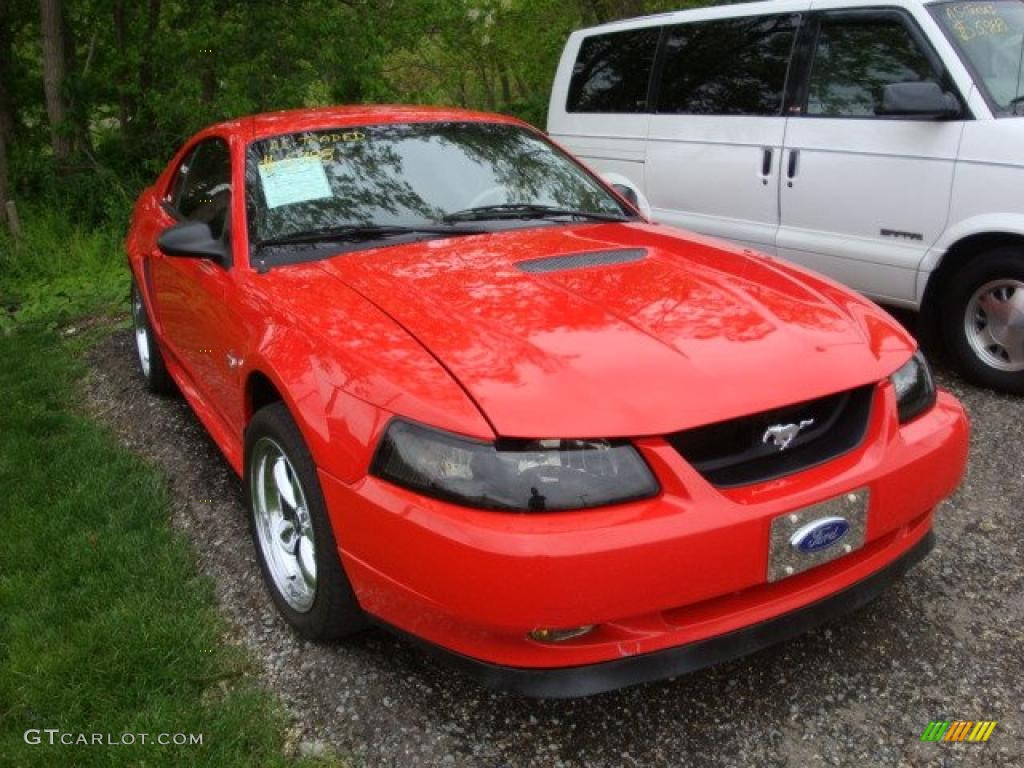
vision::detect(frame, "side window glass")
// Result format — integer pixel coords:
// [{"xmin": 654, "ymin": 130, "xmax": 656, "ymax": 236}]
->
[
  {"xmin": 656, "ymin": 15, "xmax": 800, "ymax": 116},
  {"xmin": 567, "ymin": 27, "xmax": 661, "ymax": 113},
  {"xmin": 175, "ymin": 139, "xmax": 232, "ymax": 238},
  {"xmin": 806, "ymin": 16, "xmax": 940, "ymax": 116}
]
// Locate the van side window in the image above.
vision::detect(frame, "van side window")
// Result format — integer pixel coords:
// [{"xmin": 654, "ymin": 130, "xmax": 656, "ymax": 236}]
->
[
  {"xmin": 806, "ymin": 16, "xmax": 940, "ymax": 117},
  {"xmin": 567, "ymin": 28, "xmax": 661, "ymax": 113},
  {"xmin": 656, "ymin": 15, "xmax": 799, "ymax": 116}
]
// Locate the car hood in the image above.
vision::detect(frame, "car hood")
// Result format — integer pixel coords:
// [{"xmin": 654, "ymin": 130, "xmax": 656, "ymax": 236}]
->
[{"xmin": 311, "ymin": 222, "xmax": 915, "ymax": 438}]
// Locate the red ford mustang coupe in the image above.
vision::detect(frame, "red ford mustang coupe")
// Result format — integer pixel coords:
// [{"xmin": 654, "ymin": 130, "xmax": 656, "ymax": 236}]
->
[{"xmin": 126, "ymin": 106, "xmax": 968, "ymax": 697}]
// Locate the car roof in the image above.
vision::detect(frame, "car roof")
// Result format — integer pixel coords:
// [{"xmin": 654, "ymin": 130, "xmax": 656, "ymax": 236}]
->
[
  {"xmin": 202, "ymin": 105, "xmax": 527, "ymax": 143},
  {"xmin": 573, "ymin": 0, "xmax": 943, "ymax": 36}
]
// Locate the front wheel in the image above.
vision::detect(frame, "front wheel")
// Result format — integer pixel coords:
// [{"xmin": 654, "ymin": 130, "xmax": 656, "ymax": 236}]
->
[
  {"xmin": 244, "ymin": 402, "xmax": 366, "ymax": 640},
  {"xmin": 941, "ymin": 247, "xmax": 1024, "ymax": 394}
]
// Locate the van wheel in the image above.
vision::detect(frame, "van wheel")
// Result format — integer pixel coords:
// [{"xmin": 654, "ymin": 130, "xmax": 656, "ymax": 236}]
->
[
  {"xmin": 131, "ymin": 279, "xmax": 175, "ymax": 394},
  {"xmin": 941, "ymin": 247, "xmax": 1024, "ymax": 394},
  {"xmin": 244, "ymin": 402, "xmax": 366, "ymax": 640}
]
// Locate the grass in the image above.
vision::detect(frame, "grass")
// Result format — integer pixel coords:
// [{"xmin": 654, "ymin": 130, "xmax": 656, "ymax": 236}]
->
[
  {"xmin": 0, "ymin": 213, "xmax": 338, "ymax": 766},
  {"xmin": 0, "ymin": 208, "xmax": 129, "ymax": 332}
]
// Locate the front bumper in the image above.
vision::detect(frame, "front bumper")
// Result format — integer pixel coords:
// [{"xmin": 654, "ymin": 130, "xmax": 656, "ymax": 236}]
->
[
  {"xmin": 320, "ymin": 385, "xmax": 968, "ymax": 687},
  {"xmin": 378, "ymin": 530, "xmax": 935, "ymax": 698}
]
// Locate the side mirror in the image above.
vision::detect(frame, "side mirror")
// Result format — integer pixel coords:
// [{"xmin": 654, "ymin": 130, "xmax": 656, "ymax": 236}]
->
[
  {"xmin": 601, "ymin": 172, "xmax": 653, "ymax": 220},
  {"xmin": 877, "ymin": 82, "xmax": 960, "ymax": 119},
  {"xmin": 157, "ymin": 220, "xmax": 229, "ymax": 264},
  {"xmin": 611, "ymin": 183, "xmax": 639, "ymax": 207}
]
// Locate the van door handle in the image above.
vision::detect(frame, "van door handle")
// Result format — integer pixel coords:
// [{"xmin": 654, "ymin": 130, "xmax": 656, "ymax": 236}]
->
[
  {"xmin": 787, "ymin": 149, "xmax": 800, "ymax": 181},
  {"xmin": 761, "ymin": 148, "xmax": 773, "ymax": 183}
]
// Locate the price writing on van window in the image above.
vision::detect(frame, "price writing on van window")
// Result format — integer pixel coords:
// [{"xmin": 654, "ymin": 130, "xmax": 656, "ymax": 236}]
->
[{"xmin": 946, "ymin": 4, "xmax": 1010, "ymax": 40}]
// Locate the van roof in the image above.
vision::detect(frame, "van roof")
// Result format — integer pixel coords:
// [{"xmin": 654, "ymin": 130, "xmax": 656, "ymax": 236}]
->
[{"xmin": 574, "ymin": 0, "xmax": 943, "ymax": 36}]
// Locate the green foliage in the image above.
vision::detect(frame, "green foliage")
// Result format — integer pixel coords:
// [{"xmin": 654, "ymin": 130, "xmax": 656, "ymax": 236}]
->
[
  {"xmin": 0, "ymin": 326, "xmax": 338, "ymax": 766},
  {"xmin": 1, "ymin": 0, "xmax": 714, "ymax": 230},
  {"xmin": 0, "ymin": 208, "xmax": 128, "ymax": 331}
]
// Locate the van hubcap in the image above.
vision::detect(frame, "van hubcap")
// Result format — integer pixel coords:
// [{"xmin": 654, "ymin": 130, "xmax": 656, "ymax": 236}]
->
[
  {"xmin": 964, "ymin": 279, "xmax": 1024, "ymax": 372},
  {"xmin": 251, "ymin": 438, "xmax": 317, "ymax": 612}
]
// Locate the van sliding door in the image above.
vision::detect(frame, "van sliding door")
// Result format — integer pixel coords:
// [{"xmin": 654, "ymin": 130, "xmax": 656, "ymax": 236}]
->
[{"xmin": 645, "ymin": 10, "xmax": 807, "ymax": 253}]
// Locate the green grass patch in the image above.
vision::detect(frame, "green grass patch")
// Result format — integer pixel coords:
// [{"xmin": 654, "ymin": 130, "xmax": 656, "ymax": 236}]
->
[
  {"xmin": 0, "ymin": 326, "xmax": 336, "ymax": 766},
  {"xmin": 0, "ymin": 208, "xmax": 129, "ymax": 332}
]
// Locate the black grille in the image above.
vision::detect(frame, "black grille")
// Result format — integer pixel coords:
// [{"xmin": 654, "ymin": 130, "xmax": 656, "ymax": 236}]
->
[
  {"xmin": 516, "ymin": 248, "xmax": 646, "ymax": 273},
  {"xmin": 666, "ymin": 384, "xmax": 875, "ymax": 487}
]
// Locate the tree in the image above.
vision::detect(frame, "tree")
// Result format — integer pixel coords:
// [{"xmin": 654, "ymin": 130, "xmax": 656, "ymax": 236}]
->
[
  {"xmin": 0, "ymin": 2, "xmax": 14, "ymax": 221},
  {"xmin": 39, "ymin": 0, "xmax": 71, "ymax": 162}
]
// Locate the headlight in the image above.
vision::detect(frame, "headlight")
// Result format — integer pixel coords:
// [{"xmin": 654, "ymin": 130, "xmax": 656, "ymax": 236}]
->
[
  {"xmin": 891, "ymin": 350, "xmax": 936, "ymax": 423},
  {"xmin": 370, "ymin": 419, "xmax": 659, "ymax": 511}
]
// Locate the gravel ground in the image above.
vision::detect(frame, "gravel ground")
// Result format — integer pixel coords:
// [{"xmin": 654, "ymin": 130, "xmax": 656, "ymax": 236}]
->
[{"xmin": 83, "ymin": 323, "xmax": 1022, "ymax": 767}]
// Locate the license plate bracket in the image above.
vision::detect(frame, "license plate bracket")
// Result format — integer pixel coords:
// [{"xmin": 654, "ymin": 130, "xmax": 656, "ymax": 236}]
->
[{"xmin": 767, "ymin": 488, "xmax": 869, "ymax": 582}]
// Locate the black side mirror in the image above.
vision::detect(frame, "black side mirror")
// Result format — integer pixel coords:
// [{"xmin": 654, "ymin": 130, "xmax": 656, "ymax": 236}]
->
[
  {"xmin": 157, "ymin": 220, "xmax": 229, "ymax": 264},
  {"xmin": 611, "ymin": 183, "xmax": 639, "ymax": 207},
  {"xmin": 877, "ymin": 82, "xmax": 960, "ymax": 119}
]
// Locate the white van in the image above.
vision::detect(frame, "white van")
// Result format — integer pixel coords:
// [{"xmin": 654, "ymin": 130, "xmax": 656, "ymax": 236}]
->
[{"xmin": 548, "ymin": 0, "xmax": 1024, "ymax": 393}]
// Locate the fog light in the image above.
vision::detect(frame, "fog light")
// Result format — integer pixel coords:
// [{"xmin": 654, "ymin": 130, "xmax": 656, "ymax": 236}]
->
[{"xmin": 528, "ymin": 625, "xmax": 596, "ymax": 643}]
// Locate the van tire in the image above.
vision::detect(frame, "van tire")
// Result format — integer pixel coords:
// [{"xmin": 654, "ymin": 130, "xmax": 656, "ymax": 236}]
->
[{"xmin": 941, "ymin": 248, "xmax": 1024, "ymax": 394}]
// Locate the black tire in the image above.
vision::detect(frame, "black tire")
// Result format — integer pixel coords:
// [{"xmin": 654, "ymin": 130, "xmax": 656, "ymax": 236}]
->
[
  {"xmin": 940, "ymin": 247, "xmax": 1024, "ymax": 394},
  {"xmin": 130, "ymin": 278, "xmax": 175, "ymax": 395},
  {"xmin": 244, "ymin": 401, "xmax": 366, "ymax": 640}
]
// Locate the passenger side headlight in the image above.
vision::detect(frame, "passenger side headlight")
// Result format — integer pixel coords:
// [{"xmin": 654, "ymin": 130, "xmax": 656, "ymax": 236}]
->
[
  {"xmin": 891, "ymin": 350, "xmax": 936, "ymax": 423},
  {"xmin": 370, "ymin": 419, "xmax": 659, "ymax": 511}
]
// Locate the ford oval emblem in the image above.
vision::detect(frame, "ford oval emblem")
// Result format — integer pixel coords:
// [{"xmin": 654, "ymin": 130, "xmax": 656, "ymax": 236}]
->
[{"xmin": 790, "ymin": 516, "xmax": 850, "ymax": 554}]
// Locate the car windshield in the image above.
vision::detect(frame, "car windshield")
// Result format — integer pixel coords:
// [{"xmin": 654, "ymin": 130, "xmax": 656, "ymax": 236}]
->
[
  {"xmin": 933, "ymin": 0, "xmax": 1024, "ymax": 114},
  {"xmin": 245, "ymin": 121, "xmax": 630, "ymax": 252}
]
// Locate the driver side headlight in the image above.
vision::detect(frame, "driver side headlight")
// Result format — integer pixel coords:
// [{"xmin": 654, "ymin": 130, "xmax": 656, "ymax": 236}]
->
[
  {"xmin": 890, "ymin": 350, "xmax": 936, "ymax": 423},
  {"xmin": 370, "ymin": 419, "xmax": 660, "ymax": 512}
]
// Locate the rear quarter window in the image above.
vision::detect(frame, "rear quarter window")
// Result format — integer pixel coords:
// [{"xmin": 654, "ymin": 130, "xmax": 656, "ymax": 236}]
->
[{"xmin": 567, "ymin": 27, "xmax": 661, "ymax": 113}]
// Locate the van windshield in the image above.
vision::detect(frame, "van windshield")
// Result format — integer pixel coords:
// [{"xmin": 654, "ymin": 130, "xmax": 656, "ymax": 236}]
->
[{"xmin": 934, "ymin": 0, "xmax": 1024, "ymax": 114}]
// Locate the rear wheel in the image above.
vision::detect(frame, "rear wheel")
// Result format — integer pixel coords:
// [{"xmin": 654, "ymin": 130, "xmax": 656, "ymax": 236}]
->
[
  {"xmin": 244, "ymin": 402, "xmax": 366, "ymax": 640},
  {"xmin": 131, "ymin": 278, "xmax": 174, "ymax": 394},
  {"xmin": 941, "ymin": 247, "xmax": 1024, "ymax": 394}
]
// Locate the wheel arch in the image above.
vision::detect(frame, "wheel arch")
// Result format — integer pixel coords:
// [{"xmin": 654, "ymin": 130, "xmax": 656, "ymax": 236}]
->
[{"xmin": 920, "ymin": 230, "xmax": 1024, "ymax": 318}]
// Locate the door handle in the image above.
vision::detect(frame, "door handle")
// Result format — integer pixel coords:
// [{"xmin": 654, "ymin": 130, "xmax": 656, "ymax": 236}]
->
[
  {"xmin": 761, "ymin": 148, "xmax": 773, "ymax": 184},
  {"xmin": 787, "ymin": 149, "xmax": 800, "ymax": 184}
]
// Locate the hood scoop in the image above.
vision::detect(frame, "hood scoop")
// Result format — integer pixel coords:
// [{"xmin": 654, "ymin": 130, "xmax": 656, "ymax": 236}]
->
[{"xmin": 516, "ymin": 248, "xmax": 647, "ymax": 274}]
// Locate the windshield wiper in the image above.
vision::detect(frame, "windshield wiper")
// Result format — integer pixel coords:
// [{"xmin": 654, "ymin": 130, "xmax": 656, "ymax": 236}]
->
[
  {"xmin": 254, "ymin": 223, "xmax": 485, "ymax": 250},
  {"xmin": 442, "ymin": 203, "xmax": 629, "ymax": 224},
  {"xmin": 1007, "ymin": 94, "xmax": 1024, "ymax": 116}
]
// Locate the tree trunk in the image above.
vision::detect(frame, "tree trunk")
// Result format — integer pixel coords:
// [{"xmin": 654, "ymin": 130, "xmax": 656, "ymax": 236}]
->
[
  {"xmin": 0, "ymin": 3, "xmax": 15, "ymax": 143},
  {"xmin": 0, "ymin": 130, "xmax": 9, "ymax": 226},
  {"xmin": 40, "ymin": 0, "xmax": 72, "ymax": 161},
  {"xmin": 0, "ymin": 3, "xmax": 15, "ymax": 218}
]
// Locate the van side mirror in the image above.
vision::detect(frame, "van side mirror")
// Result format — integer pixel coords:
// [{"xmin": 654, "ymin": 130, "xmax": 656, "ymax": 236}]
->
[
  {"xmin": 157, "ymin": 220, "xmax": 229, "ymax": 264},
  {"xmin": 877, "ymin": 82, "xmax": 960, "ymax": 119}
]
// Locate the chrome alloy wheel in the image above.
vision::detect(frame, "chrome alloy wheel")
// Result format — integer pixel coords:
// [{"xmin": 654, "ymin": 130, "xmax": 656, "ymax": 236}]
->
[
  {"xmin": 132, "ymin": 287, "xmax": 152, "ymax": 378},
  {"xmin": 250, "ymin": 437, "xmax": 318, "ymax": 612},
  {"xmin": 964, "ymin": 279, "xmax": 1024, "ymax": 372}
]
